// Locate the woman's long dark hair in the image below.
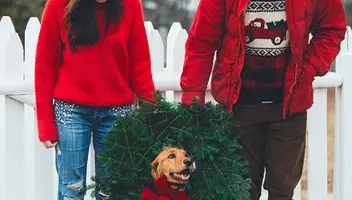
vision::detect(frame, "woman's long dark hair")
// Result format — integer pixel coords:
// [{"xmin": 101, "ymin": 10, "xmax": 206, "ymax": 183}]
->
[{"xmin": 63, "ymin": 0, "xmax": 123, "ymax": 50}]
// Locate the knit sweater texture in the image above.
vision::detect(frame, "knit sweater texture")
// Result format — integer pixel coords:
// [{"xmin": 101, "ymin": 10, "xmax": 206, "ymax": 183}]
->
[
  {"xmin": 239, "ymin": 0, "xmax": 290, "ymax": 104},
  {"xmin": 35, "ymin": 0, "xmax": 155, "ymax": 141}
]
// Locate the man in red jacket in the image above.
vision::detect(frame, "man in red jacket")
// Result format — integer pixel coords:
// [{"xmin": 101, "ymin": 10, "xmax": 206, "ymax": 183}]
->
[{"xmin": 180, "ymin": 0, "xmax": 346, "ymax": 199}]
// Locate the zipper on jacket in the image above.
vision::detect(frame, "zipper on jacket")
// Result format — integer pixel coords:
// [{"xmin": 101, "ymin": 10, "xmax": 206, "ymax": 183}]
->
[
  {"xmin": 285, "ymin": 61, "xmax": 303, "ymax": 117},
  {"xmin": 285, "ymin": 64, "xmax": 297, "ymax": 116},
  {"xmin": 228, "ymin": 11, "xmax": 245, "ymax": 111}
]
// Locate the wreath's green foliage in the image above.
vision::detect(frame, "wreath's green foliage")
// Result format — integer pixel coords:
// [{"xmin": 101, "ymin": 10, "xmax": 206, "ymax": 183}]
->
[{"xmin": 95, "ymin": 91, "xmax": 251, "ymax": 200}]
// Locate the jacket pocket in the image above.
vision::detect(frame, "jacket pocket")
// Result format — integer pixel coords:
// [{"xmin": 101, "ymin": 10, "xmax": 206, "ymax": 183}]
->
[
  {"xmin": 211, "ymin": 60, "xmax": 235, "ymax": 103},
  {"xmin": 291, "ymin": 69, "xmax": 315, "ymax": 113},
  {"xmin": 303, "ymin": 61, "xmax": 317, "ymax": 80}
]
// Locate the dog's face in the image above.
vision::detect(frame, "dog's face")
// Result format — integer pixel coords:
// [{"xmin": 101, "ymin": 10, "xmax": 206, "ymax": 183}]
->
[{"xmin": 151, "ymin": 147, "xmax": 196, "ymax": 191}]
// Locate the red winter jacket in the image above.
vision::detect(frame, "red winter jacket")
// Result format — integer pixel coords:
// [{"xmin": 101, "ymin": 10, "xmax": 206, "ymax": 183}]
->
[
  {"xmin": 141, "ymin": 176, "xmax": 189, "ymax": 200},
  {"xmin": 180, "ymin": 0, "xmax": 346, "ymax": 117}
]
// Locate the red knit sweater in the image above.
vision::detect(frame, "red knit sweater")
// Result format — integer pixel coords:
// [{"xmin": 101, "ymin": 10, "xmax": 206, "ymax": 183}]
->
[{"xmin": 35, "ymin": 0, "xmax": 155, "ymax": 141}]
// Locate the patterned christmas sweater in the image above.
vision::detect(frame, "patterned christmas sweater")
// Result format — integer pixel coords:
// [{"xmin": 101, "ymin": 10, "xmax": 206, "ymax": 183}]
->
[{"xmin": 238, "ymin": 0, "xmax": 290, "ymax": 104}]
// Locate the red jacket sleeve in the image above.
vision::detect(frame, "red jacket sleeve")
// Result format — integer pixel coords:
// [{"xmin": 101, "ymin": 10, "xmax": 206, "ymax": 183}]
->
[
  {"xmin": 180, "ymin": 0, "xmax": 226, "ymax": 105},
  {"xmin": 34, "ymin": 0, "xmax": 62, "ymax": 141},
  {"xmin": 304, "ymin": 0, "xmax": 346, "ymax": 77},
  {"xmin": 128, "ymin": 0, "xmax": 156, "ymax": 102}
]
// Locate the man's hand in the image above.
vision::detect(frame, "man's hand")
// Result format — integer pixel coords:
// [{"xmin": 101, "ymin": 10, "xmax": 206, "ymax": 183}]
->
[{"xmin": 42, "ymin": 140, "xmax": 58, "ymax": 148}]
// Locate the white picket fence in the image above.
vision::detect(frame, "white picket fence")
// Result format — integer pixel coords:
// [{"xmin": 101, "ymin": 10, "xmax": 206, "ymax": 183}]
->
[{"xmin": 1, "ymin": 15, "xmax": 352, "ymax": 200}]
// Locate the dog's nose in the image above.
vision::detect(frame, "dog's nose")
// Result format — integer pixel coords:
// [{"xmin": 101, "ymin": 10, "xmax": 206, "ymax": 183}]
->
[{"xmin": 183, "ymin": 158, "xmax": 193, "ymax": 166}]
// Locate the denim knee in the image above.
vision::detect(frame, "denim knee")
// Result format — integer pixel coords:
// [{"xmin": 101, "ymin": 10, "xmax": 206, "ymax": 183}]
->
[{"xmin": 58, "ymin": 178, "xmax": 86, "ymax": 200}]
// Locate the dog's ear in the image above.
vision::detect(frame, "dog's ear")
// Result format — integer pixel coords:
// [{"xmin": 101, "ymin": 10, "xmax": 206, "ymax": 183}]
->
[{"xmin": 151, "ymin": 158, "xmax": 159, "ymax": 179}]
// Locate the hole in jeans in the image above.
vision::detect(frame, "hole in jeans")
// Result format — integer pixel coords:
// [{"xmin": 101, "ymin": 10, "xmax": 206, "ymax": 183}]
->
[
  {"xmin": 62, "ymin": 179, "xmax": 85, "ymax": 200},
  {"xmin": 56, "ymin": 145, "xmax": 62, "ymax": 156},
  {"xmin": 63, "ymin": 196, "xmax": 84, "ymax": 200},
  {"xmin": 65, "ymin": 179, "xmax": 84, "ymax": 191},
  {"xmin": 97, "ymin": 191, "xmax": 111, "ymax": 199}
]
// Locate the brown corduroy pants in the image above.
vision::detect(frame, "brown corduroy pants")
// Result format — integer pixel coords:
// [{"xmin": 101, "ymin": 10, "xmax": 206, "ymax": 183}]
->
[{"xmin": 233, "ymin": 103, "xmax": 307, "ymax": 200}]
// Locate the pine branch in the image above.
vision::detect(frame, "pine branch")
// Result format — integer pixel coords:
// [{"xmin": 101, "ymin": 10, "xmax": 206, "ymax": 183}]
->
[{"xmin": 91, "ymin": 91, "xmax": 251, "ymax": 200}]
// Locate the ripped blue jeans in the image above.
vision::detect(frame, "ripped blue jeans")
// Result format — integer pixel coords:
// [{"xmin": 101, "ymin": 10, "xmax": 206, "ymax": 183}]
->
[{"xmin": 54, "ymin": 100, "xmax": 132, "ymax": 200}]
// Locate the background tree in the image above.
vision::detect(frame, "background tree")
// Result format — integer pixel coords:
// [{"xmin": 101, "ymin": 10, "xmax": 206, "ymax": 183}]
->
[
  {"xmin": 0, "ymin": 0, "xmax": 197, "ymax": 42},
  {"xmin": 0, "ymin": 0, "xmax": 45, "ymax": 40}
]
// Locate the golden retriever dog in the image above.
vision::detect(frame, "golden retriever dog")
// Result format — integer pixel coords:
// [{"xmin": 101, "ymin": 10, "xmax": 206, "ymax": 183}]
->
[{"xmin": 151, "ymin": 147, "xmax": 196, "ymax": 191}]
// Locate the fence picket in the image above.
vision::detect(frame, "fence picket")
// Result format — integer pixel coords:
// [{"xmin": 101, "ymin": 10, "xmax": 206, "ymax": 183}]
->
[
  {"xmin": 307, "ymin": 88, "xmax": 329, "ymax": 200},
  {"xmin": 0, "ymin": 16, "xmax": 16, "ymax": 200},
  {"xmin": 0, "ymin": 19, "xmax": 26, "ymax": 199},
  {"xmin": 334, "ymin": 26, "xmax": 352, "ymax": 200}
]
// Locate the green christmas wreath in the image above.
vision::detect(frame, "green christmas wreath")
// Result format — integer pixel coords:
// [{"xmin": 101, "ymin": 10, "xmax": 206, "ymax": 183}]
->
[{"xmin": 93, "ymin": 91, "xmax": 251, "ymax": 200}]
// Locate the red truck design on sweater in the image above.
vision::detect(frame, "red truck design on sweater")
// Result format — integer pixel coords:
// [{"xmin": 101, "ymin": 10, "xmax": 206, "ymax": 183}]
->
[{"xmin": 245, "ymin": 18, "xmax": 287, "ymax": 45}]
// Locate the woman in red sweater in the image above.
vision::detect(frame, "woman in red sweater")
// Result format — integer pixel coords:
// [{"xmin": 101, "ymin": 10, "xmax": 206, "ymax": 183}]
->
[{"xmin": 34, "ymin": 0, "xmax": 155, "ymax": 199}]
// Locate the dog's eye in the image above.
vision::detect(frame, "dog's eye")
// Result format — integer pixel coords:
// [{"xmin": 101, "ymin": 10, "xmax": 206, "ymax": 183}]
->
[
  {"xmin": 168, "ymin": 154, "xmax": 176, "ymax": 159},
  {"xmin": 185, "ymin": 153, "xmax": 189, "ymax": 158}
]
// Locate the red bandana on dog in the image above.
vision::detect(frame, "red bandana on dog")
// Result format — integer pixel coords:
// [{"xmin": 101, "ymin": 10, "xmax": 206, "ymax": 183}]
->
[{"xmin": 141, "ymin": 175, "xmax": 189, "ymax": 200}]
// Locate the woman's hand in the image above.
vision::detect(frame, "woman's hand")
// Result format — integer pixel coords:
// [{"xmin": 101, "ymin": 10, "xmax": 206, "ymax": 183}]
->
[{"xmin": 42, "ymin": 140, "xmax": 58, "ymax": 148}]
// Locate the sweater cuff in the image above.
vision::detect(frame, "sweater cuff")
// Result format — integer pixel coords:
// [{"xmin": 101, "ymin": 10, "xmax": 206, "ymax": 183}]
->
[
  {"xmin": 37, "ymin": 119, "xmax": 58, "ymax": 142},
  {"xmin": 140, "ymin": 91, "xmax": 156, "ymax": 103},
  {"xmin": 181, "ymin": 91, "xmax": 206, "ymax": 106}
]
